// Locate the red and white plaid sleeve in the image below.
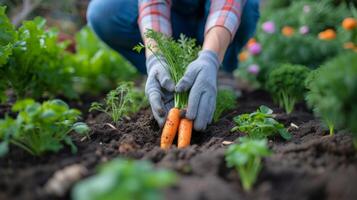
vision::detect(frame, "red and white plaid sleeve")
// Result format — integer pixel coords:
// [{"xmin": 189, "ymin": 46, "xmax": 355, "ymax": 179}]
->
[
  {"xmin": 138, "ymin": 0, "xmax": 172, "ymax": 36},
  {"xmin": 205, "ymin": 0, "xmax": 246, "ymax": 39}
]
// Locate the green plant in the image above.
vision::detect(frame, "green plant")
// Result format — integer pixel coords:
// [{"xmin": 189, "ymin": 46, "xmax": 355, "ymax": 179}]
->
[
  {"xmin": 213, "ymin": 89, "xmax": 237, "ymax": 122},
  {"xmin": 0, "ymin": 6, "xmax": 77, "ymax": 101},
  {"xmin": 134, "ymin": 30, "xmax": 200, "ymax": 109},
  {"xmin": 72, "ymin": 26, "xmax": 138, "ymax": 94},
  {"xmin": 225, "ymin": 137, "xmax": 271, "ymax": 191},
  {"xmin": 72, "ymin": 158, "xmax": 177, "ymax": 200},
  {"xmin": 231, "ymin": 105, "xmax": 291, "ymax": 140},
  {"xmin": 134, "ymin": 30, "xmax": 200, "ymax": 149},
  {"xmin": 236, "ymin": 0, "xmax": 350, "ymax": 88},
  {"xmin": 90, "ymin": 82, "xmax": 147, "ymax": 123},
  {"xmin": 306, "ymin": 53, "xmax": 357, "ymax": 136},
  {"xmin": 0, "ymin": 99, "xmax": 89, "ymax": 156},
  {"xmin": 266, "ymin": 64, "xmax": 310, "ymax": 113}
]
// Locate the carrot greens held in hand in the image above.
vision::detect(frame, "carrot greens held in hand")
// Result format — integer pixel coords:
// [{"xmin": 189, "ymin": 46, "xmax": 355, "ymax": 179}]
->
[{"xmin": 134, "ymin": 30, "xmax": 200, "ymax": 149}]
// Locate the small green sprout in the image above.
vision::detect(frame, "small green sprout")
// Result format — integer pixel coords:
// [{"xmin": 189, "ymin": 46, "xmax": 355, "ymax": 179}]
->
[
  {"xmin": 90, "ymin": 82, "xmax": 147, "ymax": 123},
  {"xmin": 72, "ymin": 158, "xmax": 177, "ymax": 200},
  {"xmin": 225, "ymin": 137, "xmax": 271, "ymax": 191},
  {"xmin": 0, "ymin": 99, "xmax": 89, "ymax": 156},
  {"xmin": 231, "ymin": 105, "xmax": 291, "ymax": 140},
  {"xmin": 213, "ymin": 89, "xmax": 237, "ymax": 122}
]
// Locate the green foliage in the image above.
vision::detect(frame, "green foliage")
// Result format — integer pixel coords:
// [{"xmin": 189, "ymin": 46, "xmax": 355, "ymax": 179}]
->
[
  {"xmin": 213, "ymin": 89, "xmax": 237, "ymax": 122},
  {"xmin": 237, "ymin": 0, "xmax": 350, "ymax": 87},
  {"xmin": 0, "ymin": 99, "xmax": 89, "ymax": 156},
  {"xmin": 134, "ymin": 30, "xmax": 200, "ymax": 109},
  {"xmin": 231, "ymin": 105, "xmax": 291, "ymax": 140},
  {"xmin": 266, "ymin": 64, "xmax": 310, "ymax": 113},
  {"xmin": 0, "ymin": 6, "xmax": 77, "ymax": 101},
  {"xmin": 306, "ymin": 53, "xmax": 357, "ymax": 136},
  {"xmin": 90, "ymin": 82, "xmax": 147, "ymax": 123},
  {"xmin": 72, "ymin": 26, "xmax": 138, "ymax": 94},
  {"xmin": 72, "ymin": 158, "xmax": 177, "ymax": 200},
  {"xmin": 225, "ymin": 137, "xmax": 271, "ymax": 191}
]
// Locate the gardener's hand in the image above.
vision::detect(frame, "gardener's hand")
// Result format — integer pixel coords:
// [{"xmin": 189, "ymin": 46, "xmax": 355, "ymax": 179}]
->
[
  {"xmin": 176, "ymin": 50, "xmax": 220, "ymax": 131},
  {"xmin": 145, "ymin": 54, "xmax": 175, "ymax": 127}
]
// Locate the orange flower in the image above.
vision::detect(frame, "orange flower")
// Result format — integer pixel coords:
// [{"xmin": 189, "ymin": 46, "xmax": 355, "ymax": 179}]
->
[
  {"xmin": 239, "ymin": 50, "xmax": 249, "ymax": 62},
  {"xmin": 247, "ymin": 38, "xmax": 257, "ymax": 48},
  {"xmin": 344, "ymin": 42, "xmax": 355, "ymax": 49},
  {"xmin": 282, "ymin": 26, "xmax": 295, "ymax": 37},
  {"xmin": 318, "ymin": 29, "xmax": 336, "ymax": 40},
  {"xmin": 342, "ymin": 18, "xmax": 357, "ymax": 30}
]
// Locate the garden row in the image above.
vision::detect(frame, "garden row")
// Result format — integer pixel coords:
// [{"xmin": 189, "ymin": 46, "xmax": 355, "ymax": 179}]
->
[{"xmin": 0, "ymin": 1, "xmax": 357, "ymax": 199}]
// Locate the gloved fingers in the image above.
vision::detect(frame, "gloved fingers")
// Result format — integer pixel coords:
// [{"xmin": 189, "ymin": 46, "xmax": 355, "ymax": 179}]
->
[
  {"xmin": 206, "ymin": 95, "xmax": 216, "ymax": 124},
  {"xmin": 164, "ymin": 99, "xmax": 174, "ymax": 114},
  {"xmin": 193, "ymin": 93, "xmax": 210, "ymax": 131},
  {"xmin": 148, "ymin": 91, "xmax": 166, "ymax": 118},
  {"xmin": 156, "ymin": 70, "xmax": 175, "ymax": 92},
  {"xmin": 151, "ymin": 105, "xmax": 166, "ymax": 128},
  {"xmin": 176, "ymin": 66, "xmax": 200, "ymax": 92},
  {"xmin": 145, "ymin": 74, "xmax": 167, "ymax": 127},
  {"xmin": 186, "ymin": 89, "xmax": 203, "ymax": 120}
]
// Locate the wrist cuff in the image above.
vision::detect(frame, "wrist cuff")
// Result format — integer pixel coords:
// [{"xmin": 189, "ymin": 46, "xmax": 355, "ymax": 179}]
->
[{"xmin": 198, "ymin": 50, "xmax": 220, "ymax": 70}]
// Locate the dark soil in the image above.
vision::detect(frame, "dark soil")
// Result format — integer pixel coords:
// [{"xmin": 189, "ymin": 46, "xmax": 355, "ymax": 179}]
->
[{"xmin": 0, "ymin": 90, "xmax": 356, "ymax": 200}]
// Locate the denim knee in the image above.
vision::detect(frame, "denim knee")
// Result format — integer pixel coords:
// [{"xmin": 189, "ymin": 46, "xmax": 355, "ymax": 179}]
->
[{"xmin": 86, "ymin": 0, "xmax": 141, "ymax": 50}]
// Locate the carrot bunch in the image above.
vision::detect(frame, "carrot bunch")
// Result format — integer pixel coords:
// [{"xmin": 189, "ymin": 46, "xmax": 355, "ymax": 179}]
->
[{"xmin": 135, "ymin": 30, "xmax": 200, "ymax": 149}]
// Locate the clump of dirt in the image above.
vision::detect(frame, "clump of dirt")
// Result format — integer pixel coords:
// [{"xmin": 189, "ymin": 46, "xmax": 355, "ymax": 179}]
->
[{"xmin": 0, "ymin": 90, "xmax": 356, "ymax": 200}]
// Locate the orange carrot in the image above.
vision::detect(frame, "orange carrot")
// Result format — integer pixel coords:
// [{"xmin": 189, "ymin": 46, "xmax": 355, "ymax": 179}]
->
[
  {"xmin": 177, "ymin": 118, "xmax": 193, "ymax": 148},
  {"xmin": 160, "ymin": 108, "xmax": 180, "ymax": 149}
]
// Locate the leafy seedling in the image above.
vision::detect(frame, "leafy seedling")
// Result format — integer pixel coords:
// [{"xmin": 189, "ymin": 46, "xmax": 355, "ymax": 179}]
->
[
  {"xmin": 90, "ymin": 82, "xmax": 147, "ymax": 123},
  {"xmin": 0, "ymin": 6, "xmax": 77, "ymax": 101},
  {"xmin": 231, "ymin": 105, "xmax": 291, "ymax": 140},
  {"xmin": 0, "ymin": 99, "xmax": 89, "ymax": 156},
  {"xmin": 72, "ymin": 158, "xmax": 177, "ymax": 200},
  {"xmin": 225, "ymin": 137, "xmax": 271, "ymax": 191},
  {"xmin": 306, "ymin": 53, "xmax": 357, "ymax": 136},
  {"xmin": 266, "ymin": 64, "xmax": 310, "ymax": 114}
]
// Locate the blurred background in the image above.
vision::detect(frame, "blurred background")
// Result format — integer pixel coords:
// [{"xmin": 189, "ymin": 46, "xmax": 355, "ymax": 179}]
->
[{"xmin": 0, "ymin": 0, "xmax": 89, "ymax": 33}]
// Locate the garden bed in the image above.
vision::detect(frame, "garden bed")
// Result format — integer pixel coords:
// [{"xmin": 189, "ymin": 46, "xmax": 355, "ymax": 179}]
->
[{"xmin": 1, "ymin": 90, "xmax": 356, "ymax": 200}]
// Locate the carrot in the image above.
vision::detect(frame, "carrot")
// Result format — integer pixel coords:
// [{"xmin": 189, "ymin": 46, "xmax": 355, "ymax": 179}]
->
[
  {"xmin": 177, "ymin": 118, "xmax": 193, "ymax": 148},
  {"xmin": 160, "ymin": 108, "xmax": 180, "ymax": 149}
]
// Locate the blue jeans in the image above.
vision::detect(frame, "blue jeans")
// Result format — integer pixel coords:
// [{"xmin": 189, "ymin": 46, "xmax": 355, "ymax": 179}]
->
[{"xmin": 87, "ymin": 0, "xmax": 260, "ymax": 74}]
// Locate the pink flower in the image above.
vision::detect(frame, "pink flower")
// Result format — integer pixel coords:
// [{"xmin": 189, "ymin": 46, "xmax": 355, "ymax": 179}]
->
[
  {"xmin": 299, "ymin": 26, "xmax": 309, "ymax": 35},
  {"xmin": 303, "ymin": 5, "xmax": 311, "ymax": 13},
  {"xmin": 248, "ymin": 43, "xmax": 262, "ymax": 55},
  {"xmin": 262, "ymin": 21, "xmax": 276, "ymax": 34},
  {"xmin": 248, "ymin": 64, "xmax": 260, "ymax": 75}
]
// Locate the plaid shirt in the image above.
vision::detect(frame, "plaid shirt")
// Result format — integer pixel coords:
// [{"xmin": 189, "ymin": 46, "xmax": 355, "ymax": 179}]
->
[{"xmin": 138, "ymin": 0, "xmax": 246, "ymax": 38}]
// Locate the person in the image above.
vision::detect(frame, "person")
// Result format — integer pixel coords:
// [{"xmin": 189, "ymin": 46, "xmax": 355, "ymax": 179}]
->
[{"xmin": 87, "ymin": 0, "xmax": 260, "ymax": 131}]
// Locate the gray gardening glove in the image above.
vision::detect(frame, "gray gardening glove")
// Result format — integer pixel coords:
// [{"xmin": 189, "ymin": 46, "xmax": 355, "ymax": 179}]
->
[
  {"xmin": 145, "ymin": 54, "xmax": 175, "ymax": 127},
  {"xmin": 176, "ymin": 50, "xmax": 220, "ymax": 131}
]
